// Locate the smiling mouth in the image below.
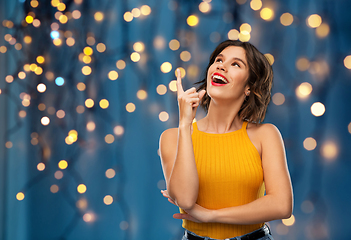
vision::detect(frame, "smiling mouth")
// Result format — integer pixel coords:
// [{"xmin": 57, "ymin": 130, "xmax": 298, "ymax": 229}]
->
[{"xmin": 211, "ymin": 73, "xmax": 228, "ymax": 85}]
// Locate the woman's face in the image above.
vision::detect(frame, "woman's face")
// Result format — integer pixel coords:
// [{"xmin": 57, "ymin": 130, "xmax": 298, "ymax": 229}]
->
[{"xmin": 206, "ymin": 46, "xmax": 250, "ymax": 104}]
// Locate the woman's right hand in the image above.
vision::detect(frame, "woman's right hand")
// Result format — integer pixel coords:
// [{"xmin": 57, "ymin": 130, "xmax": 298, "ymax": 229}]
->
[{"xmin": 176, "ymin": 69, "xmax": 206, "ymax": 127}]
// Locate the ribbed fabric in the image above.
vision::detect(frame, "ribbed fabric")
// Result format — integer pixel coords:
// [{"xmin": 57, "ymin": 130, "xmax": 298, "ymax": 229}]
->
[{"xmin": 180, "ymin": 121, "xmax": 265, "ymax": 239}]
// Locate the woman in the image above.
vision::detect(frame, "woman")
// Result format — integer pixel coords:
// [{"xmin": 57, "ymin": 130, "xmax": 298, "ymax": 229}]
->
[{"xmin": 159, "ymin": 40, "xmax": 293, "ymax": 240}]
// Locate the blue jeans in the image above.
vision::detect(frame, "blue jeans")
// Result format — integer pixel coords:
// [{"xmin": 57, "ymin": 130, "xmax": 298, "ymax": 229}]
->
[{"xmin": 182, "ymin": 225, "xmax": 274, "ymax": 240}]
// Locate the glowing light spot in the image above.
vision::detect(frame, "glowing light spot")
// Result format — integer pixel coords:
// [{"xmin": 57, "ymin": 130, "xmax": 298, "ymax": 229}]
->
[
  {"xmin": 260, "ymin": 8, "xmax": 274, "ymax": 21},
  {"xmin": 132, "ymin": 8, "xmax": 141, "ymax": 18},
  {"xmin": 86, "ymin": 121, "xmax": 96, "ymax": 131},
  {"xmin": 180, "ymin": 51, "xmax": 191, "ymax": 62},
  {"xmin": 99, "ymin": 99, "xmax": 109, "ymax": 109},
  {"xmin": 169, "ymin": 39, "xmax": 180, "ymax": 51},
  {"xmin": 16, "ymin": 192, "xmax": 25, "ymax": 201},
  {"xmin": 296, "ymin": 82, "xmax": 313, "ymax": 99},
  {"xmin": 103, "ymin": 195, "xmax": 113, "ymax": 205},
  {"xmin": 58, "ymin": 160, "xmax": 68, "ymax": 169},
  {"xmin": 264, "ymin": 53, "xmax": 274, "ymax": 65},
  {"xmin": 187, "ymin": 15, "xmax": 199, "ymax": 27},
  {"xmin": 116, "ymin": 60, "xmax": 126, "ymax": 69},
  {"xmin": 315, "ymin": 22, "xmax": 329, "ymax": 38},
  {"xmin": 25, "ymin": 15, "xmax": 34, "ymax": 24},
  {"xmin": 296, "ymin": 57, "xmax": 310, "ymax": 71},
  {"xmin": 114, "ymin": 125, "xmax": 124, "ymax": 136},
  {"xmin": 280, "ymin": 13, "xmax": 294, "ymax": 26},
  {"xmin": 169, "ymin": 80, "xmax": 177, "ymax": 92},
  {"xmin": 174, "ymin": 67, "xmax": 186, "ymax": 78},
  {"xmin": 126, "ymin": 103, "xmax": 136, "ymax": 113},
  {"xmin": 77, "ymin": 82, "xmax": 86, "ymax": 91},
  {"xmin": 72, "ymin": 10, "xmax": 81, "ymax": 19},
  {"xmin": 130, "ymin": 52, "xmax": 141, "ymax": 62},
  {"xmin": 50, "ymin": 30, "xmax": 59, "ymax": 39},
  {"xmin": 272, "ymin": 93, "xmax": 285, "ymax": 105},
  {"xmin": 86, "ymin": 36, "xmax": 95, "ymax": 46},
  {"xmin": 83, "ymin": 213, "xmax": 95, "ymax": 222},
  {"xmin": 160, "ymin": 62, "xmax": 172, "ymax": 73},
  {"xmin": 38, "ymin": 103, "xmax": 46, "ymax": 111},
  {"xmin": 250, "ymin": 0, "xmax": 262, "ymax": 11},
  {"xmin": 19, "ymin": 110, "xmax": 27, "ymax": 118},
  {"xmin": 140, "ymin": 5, "xmax": 151, "ymax": 15},
  {"xmin": 5, "ymin": 75, "xmax": 14, "ymax": 83},
  {"xmin": 82, "ymin": 55, "xmax": 91, "ymax": 64},
  {"xmin": 321, "ymin": 141, "xmax": 338, "ymax": 160},
  {"xmin": 282, "ymin": 214, "xmax": 295, "ymax": 226},
  {"xmin": 37, "ymin": 83, "xmax": 46, "ymax": 93},
  {"xmin": 50, "ymin": 184, "xmax": 59, "ymax": 193},
  {"xmin": 46, "ymin": 71, "xmax": 55, "ymax": 81},
  {"xmin": 108, "ymin": 71, "xmax": 118, "ymax": 80},
  {"xmin": 348, "ymin": 122, "xmax": 351, "ymax": 134},
  {"xmin": 57, "ymin": 2, "xmax": 66, "ymax": 11},
  {"xmin": 36, "ymin": 56, "xmax": 45, "ymax": 64},
  {"xmin": 199, "ymin": 2, "xmax": 211, "ymax": 13},
  {"xmin": 34, "ymin": 67, "xmax": 43, "ymax": 75},
  {"xmin": 137, "ymin": 90, "xmax": 148, "ymax": 100},
  {"xmin": 5, "ymin": 141, "xmax": 13, "ymax": 148},
  {"xmin": 343, "ymin": 55, "xmax": 351, "ymax": 69},
  {"xmin": 303, "ymin": 137, "xmax": 317, "ymax": 151},
  {"xmin": 311, "ymin": 102, "xmax": 325, "ymax": 117},
  {"xmin": 133, "ymin": 42, "xmax": 145, "ymax": 52},
  {"xmin": 239, "ymin": 31, "xmax": 250, "ymax": 42},
  {"xmin": 30, "ymin": 0, "xmax": 39, "ymax": 8},
  {"xmin": 55, "ymin": 77, "xmax": 65, "ymax": 86},
  {"xmin": 66, "ymin": 37, "xmax": 75, "ymax": 46},
  {"xmin": 15, "ymin": 43, "xmax": 22, "ymax": 50},
  {"xmin": 0, "ymin": 46, "xmax": 7, "ymax": 53},
  {"xmin": 124, "ymin": 11, "xmax": 133, "ymax": 22},
  {"xmin": 37, "ymin": 163, "xmax": 45, "ymax": 171},
  {"xmin": 307, "ymin": 14, "xmax": 322, "ymax": 28},
  {"xmin": 85, "ymin": 98, "xmax": 94, "ymax": 108},
  {"xmin": 156, "ymin": 84, "xmax": 167, "ymax": 95},
  {"xmin": 82, "ymin": 66, "xmax": 92, "ymax": 75},
  {"xmin": 77, "ymin": 184, "xmax": 87, "ymax": 194},
  {"xmin": 41, "ymin": 116, "xmax": 50, "ymax": 125},
  {"xmin": 94, "ymin": 11, "xmax": 104, "ymax": 21},
  {"xmin": 18, "ymin": 71, "xmax": 26, "ymax": 79},
  {"xmin": 106, "ymin": 168, "xmax": 116, "ymax": 178},
  {"xmin": 105, "ymin": 134, "xmax": 115, "ymax": 144},
  {"xmin": 240, "ymin": 23, "xmax": 252, "ymax": 33},
  {"xmin": 228, "ymin": 29, "xmax": 240, "ymax": 40},
  {"xmin": 96, "ymin": 43, "xmax": 106, "ymax": 52},
  {"xmin": 53, "ymin": 38, "xmax": 62, "ymax": 46},
  {"xmin": 154, "ymin": 36, "xmax": 165, "ymax": 50},
  {"xmin": 76, "ymin": 105, "xmax": 85, "ymax": 114},
  {"xmin": 159, "ymin": 111, "xmax": 169, "ymax": 122},
  {"xmin": 76, "ymin": 198, "xmax": 87, "ymax": 210},
  {"xmin": 83, "ymin": 46, "xmax": 93, "ymax": 55},
  {"xmin": 56, "ymin": 110, "xmax": 65, "ymax": 119},
  {"xmin": 54, "ymin": 170, "xmax": 63, "ymax": 180},
  {"xmin": 59, "ymin": 15, "xmax": 68, "ymax": 24}
]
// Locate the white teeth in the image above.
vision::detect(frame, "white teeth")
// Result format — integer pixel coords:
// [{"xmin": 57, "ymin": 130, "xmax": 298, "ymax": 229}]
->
[{"xmin": 212, "ymin": 74, "xmax": 228, "ymax": 83}]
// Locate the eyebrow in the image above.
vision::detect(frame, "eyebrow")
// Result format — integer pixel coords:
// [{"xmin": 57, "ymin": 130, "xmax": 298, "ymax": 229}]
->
[{"xmin": 217, "ymin": 54, "xmax": 247, "ymax": 67}]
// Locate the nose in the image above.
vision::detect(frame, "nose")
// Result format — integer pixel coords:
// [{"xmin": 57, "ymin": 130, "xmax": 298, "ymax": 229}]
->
[{"xmin": 216, "ymin": 62, "xmax": 226, "ymax": 72}]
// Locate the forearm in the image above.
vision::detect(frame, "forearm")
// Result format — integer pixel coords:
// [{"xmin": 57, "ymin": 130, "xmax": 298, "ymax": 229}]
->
[
  {"xmin": 168, "ymin": 124, "xmax": 199, "ymax": 210},
  {"xmin": 208, "ymin": 194, "xmax": 293, "ymax": 224}
]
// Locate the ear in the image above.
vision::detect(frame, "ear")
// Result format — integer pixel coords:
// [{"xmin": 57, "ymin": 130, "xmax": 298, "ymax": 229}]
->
[{"xmin": 245, "ymin": 87, "xmax": 250, "ymax": 96}]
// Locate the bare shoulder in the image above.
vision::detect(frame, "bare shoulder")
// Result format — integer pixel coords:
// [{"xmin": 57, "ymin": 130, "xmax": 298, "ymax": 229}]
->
[
  {"xmin": 160, "ymin": 128, "xmax": 178, "ymax": 146},
  {"xmin": 247, "ymin": 122, "xmax": 282, "ymax": 140},
  {"xmin": 159, "ymin": 128, "xmax": 178, "ymax": 161}
]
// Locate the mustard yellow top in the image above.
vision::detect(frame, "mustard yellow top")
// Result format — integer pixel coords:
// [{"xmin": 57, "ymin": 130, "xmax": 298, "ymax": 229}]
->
[{"xmin": 180, "ymin": 121, "xmax": 265, "ymax": 239}]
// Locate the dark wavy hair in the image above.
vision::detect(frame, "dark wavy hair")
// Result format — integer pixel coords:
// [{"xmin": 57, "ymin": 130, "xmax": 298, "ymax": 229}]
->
[{"xmin": 196, "ymin": 40, "xmax": 273, "ymax": 123}]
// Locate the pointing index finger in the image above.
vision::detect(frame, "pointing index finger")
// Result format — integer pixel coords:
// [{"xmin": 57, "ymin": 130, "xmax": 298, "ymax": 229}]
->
[{"xmin": 176, "ymin": 68, "xmax": 184, "ymax": 95}]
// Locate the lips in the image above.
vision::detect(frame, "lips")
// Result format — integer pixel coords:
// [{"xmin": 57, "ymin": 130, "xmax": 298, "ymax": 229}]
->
[{"xmin": 211, "ymin": 73, "xmax": 228, "ymax": 86}]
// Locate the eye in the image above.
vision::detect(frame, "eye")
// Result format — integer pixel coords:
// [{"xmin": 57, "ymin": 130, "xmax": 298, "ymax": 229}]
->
[
  {"xmin": 232, "ymin": 62, "xmax": 240, "ymax": 67},
  {"xmin": 215, "ymin": 58, "xmax": 223, "ymax": 63}
]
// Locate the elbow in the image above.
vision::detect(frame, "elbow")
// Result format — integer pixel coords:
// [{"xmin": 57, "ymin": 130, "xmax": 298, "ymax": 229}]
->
[
  {"xmin": 278, "ymin": 200, "xmax": 293, "ymax": 219},
  {"xmin": 175, "ymin": 198, "xmax": 196, "ymax": 211}
]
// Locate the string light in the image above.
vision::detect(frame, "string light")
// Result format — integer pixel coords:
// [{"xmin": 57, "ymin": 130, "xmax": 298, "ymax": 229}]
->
[
  {"xmin": 130, "ymin": 52, "xmax": 140, "ymax": 62},
  {"xmin": 124, "ymin": 12, "xmax": 133, "ymax": 22},
  {"xmin": 132, "ymin": 8, "xmax": 141, "ymax": 18},
  {"xmin": 140, "ymin": 5, "xmax": 151, "ymax": 15}
]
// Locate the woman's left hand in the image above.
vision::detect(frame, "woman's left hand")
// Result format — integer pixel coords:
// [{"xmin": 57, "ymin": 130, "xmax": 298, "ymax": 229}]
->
[{"xmin": 161, "ymin": 190, "xmax": 213, "ymax": 223}]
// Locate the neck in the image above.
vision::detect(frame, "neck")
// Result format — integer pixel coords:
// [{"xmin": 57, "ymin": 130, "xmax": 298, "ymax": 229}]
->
[{"xmin": 200, "ymin": 99, "xmax": 243, "ymax": 134}]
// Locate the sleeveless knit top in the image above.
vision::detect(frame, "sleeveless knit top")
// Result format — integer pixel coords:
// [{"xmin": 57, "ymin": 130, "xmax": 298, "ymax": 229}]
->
[{"xmin": 180, "ymin": 121, "xmax": 265, "ymax": 239}]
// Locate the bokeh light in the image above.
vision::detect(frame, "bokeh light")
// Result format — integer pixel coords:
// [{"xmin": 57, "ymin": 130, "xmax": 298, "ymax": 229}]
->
[
  {"xmin": 169, "ymin": 80, "xmax": 177, "ymax": 92},
  {"xmin": 114, "ymin": 125, "xmax": 124, "ymax": 136},
  {"xmin": 103, "ymin": 195, "xmax": 113, "ymax": 205},
  {"xmin": 41, "ymin": 116, "xmax": 50, "ymax": 125},
  {"xmin": 105, "ymin": 134, "xmax": 115, "ymax": 144},
  {"xmin": 187, "ymin": 15, "xmax": 199, "ymax": 26},
  {"xmin": 16, "ymin": 192, "xmax": 25, "ymax": 201},
  {"xmin": 137, "ymin": 90, "xmax": 148, "ymax": 100},
  {"xmin": 321, "ymin": 141, "xmax": 338, "ymax": 160},
  {"xmin": 156, "ymin": 84, "xmax": 167, "ymax": 95},
  {"xmin": 85, "ymin": 98, "xmax": 94, "ymax": 108},
  {"xmin": 307, "ymin": 14, "xmax": 322, "ymax": 28},
  {"xmin": 58, "ymin": 160, "xmax": 68, "ymax": 169},
  {"xmin": 344, "ymin": 55, "xmax": 351, "ymax": 69},
  {"xmin": 126, "ymin": 103, "xmax": 136, "ymax": 113},
  {"xmin": 303, "ymin": 137, "xmax": 317, "ymax": 151},
  {"xmin": 250, "ymin": 0, "xmax": 262, "ymax": 11},
  {"xmin": 296, "ymin": 82, "xmax": 313, "ymax": 99},
  {"xmin": 159, "ymin": 111, "xmax": 169, "ymax": 122},
  {"xmin": 280, "ymin": 13, "xmax": 294, "ymax": 26},
  {"xmin": 55, "ymin": 77, "xmax": 65, "ymax": 86},
  {"xmin": 108, "ymin": 71, "xmax": 118, "ymax": 80},
  {"xmin": 272, "ymin": 93, "xmax": 285, "ymax": 105},
  {"xmin": 160, "ymin": 62, "xmax": 172, "ymax": 73},
  {"xmin": 99, "ymin": 99, "xmax": 109, "ymax": 109},
  {"xmin": 37, "ymin": 163, "xmax": 45, "ymax": 171},
  {"xmin": 311, "ymin": 102, "xmax": 325, "ymax": 117},
  {"xmin": 282, "ymin": 214, "xmax": 295, "ymax": 226},
  {"xmin": 260, "ymin": 8, "xmax": 274, "ymax": 21},
  {"xmin": 77, "ymin": 184, "xmax": 87, "ymax": 194},
  {"xmin": 169, "ymin": 39, "xmax": 180, "ymax": 50},
  {"xmin": 106, "ymin": 169, "xmax": 116, "ymax": 178}
]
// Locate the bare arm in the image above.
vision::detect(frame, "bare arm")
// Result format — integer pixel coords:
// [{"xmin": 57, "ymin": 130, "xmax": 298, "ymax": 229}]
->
[
  {"xmin": 159, "ymin": 69, "xmax": 206, "ymax": 210},
  {"xmin": 170, "ymin": 124, "xmax": 293, "ymax": 223}
]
